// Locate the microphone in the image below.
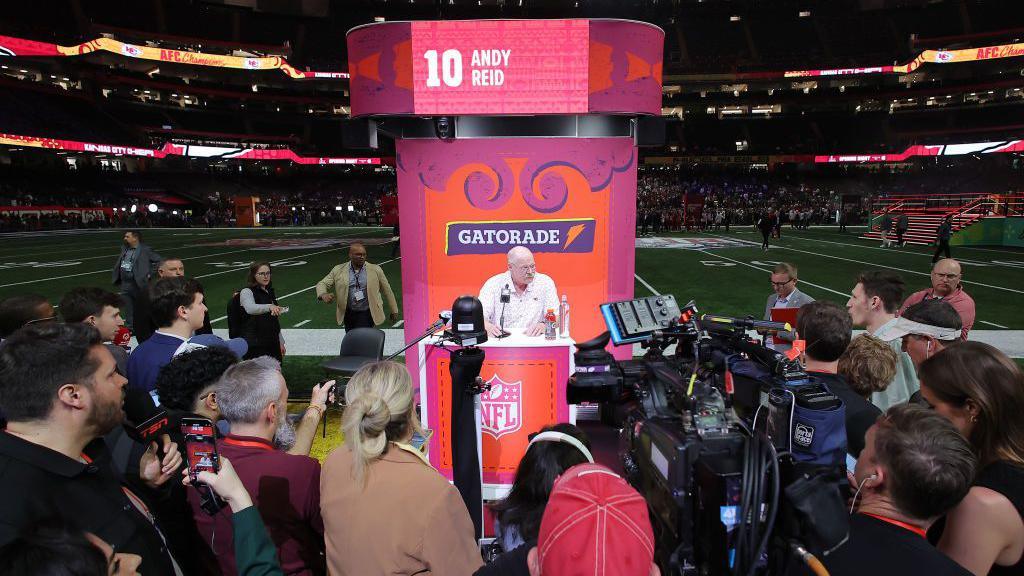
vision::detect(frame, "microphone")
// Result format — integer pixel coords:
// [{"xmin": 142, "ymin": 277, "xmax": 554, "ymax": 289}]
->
[
  {"xmin": 499, "ymin": 284, "xmax": 511, "ymax": 338},
  {"xmin": 122, "ymin": 387, "xmax": 172, "ymax": 447},
  {"xmin": 430, "ymin": 311, "xmax": 452, "ymax": 331},
  {"xmin": 700, "ymin": 314, "xmax": 792, "ymax": 333}
]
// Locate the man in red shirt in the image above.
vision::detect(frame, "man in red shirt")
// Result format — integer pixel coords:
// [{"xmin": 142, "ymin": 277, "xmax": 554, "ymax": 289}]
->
[
  {"xmin": 187, "ymin": 356, "xmax": 325, "ymax": 575},
  {"xmin": 899, "ymin": 259, "xmax": 975, "ymax": 340}
]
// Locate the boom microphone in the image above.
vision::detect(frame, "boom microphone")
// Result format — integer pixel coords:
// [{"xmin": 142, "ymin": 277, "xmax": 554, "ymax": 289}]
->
[{"xmin": 700, "ymin": 314, "xmax": 792, "ymax": 333}]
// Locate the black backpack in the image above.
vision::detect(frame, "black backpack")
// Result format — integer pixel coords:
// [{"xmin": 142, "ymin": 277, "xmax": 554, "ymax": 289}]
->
[{"xmin": 226, "ymin": 291, "xmax": 249, "ymax": 339}]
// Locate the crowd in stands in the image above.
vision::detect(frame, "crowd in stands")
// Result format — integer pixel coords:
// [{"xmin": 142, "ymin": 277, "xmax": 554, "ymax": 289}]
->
[
  {"xmin": 0, "ymin": 160, "xmax": 1020, "ymax": 233},
  {"xmin": 637, "ymin": 171, "xmax": 851, "ymax": 232}
]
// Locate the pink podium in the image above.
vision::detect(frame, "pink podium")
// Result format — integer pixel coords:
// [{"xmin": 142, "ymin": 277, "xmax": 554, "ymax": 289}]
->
[{"xmin": 417, "ymin": 334, "xmax": 576, "ymax": 498}]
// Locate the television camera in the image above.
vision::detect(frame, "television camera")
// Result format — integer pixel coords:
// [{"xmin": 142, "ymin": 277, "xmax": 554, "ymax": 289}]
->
[{"xmin": 569, "ymin": 295, "xmax": 850, "ymax": 576}]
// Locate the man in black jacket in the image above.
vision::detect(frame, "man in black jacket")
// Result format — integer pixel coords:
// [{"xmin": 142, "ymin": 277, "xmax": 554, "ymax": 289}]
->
[
  {"xmin": 820, "ymin": 404, "xmax": 974, "ymax": 576},
  {"xmin": 796, "ymin": 301, "xmax": 881, "ymax": 458},
  {"xmin": 933, "ymin": 215, "xmax": 953, "ymax": 263},
  {"xmin": 0, "ymin": 323, "xmax": 183, "ymax": 575},
  {"xmin": 111, "ymin": 230, "xmax": 162, "ymax": 332}
]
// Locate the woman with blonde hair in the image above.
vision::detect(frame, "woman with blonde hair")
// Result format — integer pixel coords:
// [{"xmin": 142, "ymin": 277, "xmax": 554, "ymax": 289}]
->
[
  {"xmin": 320, "ymin": 361, "xmax": 483, "ymax": 575},
  {"xmin": 837, "ymin": 334, "xmax": 899, "ymax": 402}
]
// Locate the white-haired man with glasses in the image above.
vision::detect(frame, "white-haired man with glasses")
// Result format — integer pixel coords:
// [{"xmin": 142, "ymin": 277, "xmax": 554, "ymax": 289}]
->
[
  {"xmin": 479, "ymin": 246, "xmax": 560, "ymax": 338},
  {"xmin": 899, "ymin": 258, "xmax": 974, "ymax": 340}
]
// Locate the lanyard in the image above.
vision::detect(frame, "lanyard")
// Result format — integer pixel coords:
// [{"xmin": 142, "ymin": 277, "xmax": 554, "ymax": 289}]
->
[
  {"xmin": 860, "ymin": 513, "xmax": 928, "ymax": 538},
  {"xmin": 222, "ymin": 437, "xmax": 274, "ymax": 451}
]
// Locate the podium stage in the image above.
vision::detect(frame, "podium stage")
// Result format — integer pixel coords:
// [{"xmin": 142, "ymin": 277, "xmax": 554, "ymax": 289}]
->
[{"xmin": 417, "ymin": 333, "xmax": 576, "ymax": 498}]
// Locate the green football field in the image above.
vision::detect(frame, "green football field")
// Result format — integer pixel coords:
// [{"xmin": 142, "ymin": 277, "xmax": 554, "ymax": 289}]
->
[{"xmin": 2, "ymin": 224, "xmax": 1022, "ymax": 330}]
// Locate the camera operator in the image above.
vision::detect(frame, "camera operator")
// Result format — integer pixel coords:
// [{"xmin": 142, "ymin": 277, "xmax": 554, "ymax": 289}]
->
[
  {"xmin": 796, "ymin": 301, "xmax": 880, "ymax": 457},
  {"xmin": 825, "ymin": 404, "xmax": 976, "ymax": 576}
]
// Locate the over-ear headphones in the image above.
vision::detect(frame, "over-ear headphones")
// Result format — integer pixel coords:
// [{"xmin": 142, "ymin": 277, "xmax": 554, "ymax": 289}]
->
[{"xmin": 527, "ymin": 431, "xmax": 595, "ymax": 464}]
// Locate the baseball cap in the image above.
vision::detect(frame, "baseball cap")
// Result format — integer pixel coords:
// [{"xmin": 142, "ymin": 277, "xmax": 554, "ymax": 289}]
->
[
  {"xmin": 536, "ymin": 463, "xmax": 655, "ymax": 576},
  {"xmin": 874, "ymin": 317, "xmax": 960, "ymax": 343},
  {"xmin": 175, "ymin": 333, "xmax": 248, "ymax": 359}
]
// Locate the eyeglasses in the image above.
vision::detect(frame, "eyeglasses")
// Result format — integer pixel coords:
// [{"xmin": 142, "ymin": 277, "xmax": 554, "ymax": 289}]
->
[
  {"xmin": 932, "ymin": 272, "xmax": 960, "ymax": 280},
  {"xmin": 770, "ymin": 279, "xmax": 794, "ymax": 287},
  {"xmin": 515, "ymin": 264, "xmax": 537, "ymax": 273},
  {"xmin": 255, "ymin": 271, "xmax": 272, "ymax": 277}
]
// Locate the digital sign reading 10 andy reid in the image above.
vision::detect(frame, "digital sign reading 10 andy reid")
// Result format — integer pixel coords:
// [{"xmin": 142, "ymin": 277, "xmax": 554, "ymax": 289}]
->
[{"xmin": 423, "ymin": 49, "xmax": 511, "ymax": 87}]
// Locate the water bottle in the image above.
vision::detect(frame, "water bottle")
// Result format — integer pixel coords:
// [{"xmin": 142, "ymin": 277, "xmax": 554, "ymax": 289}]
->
[
  {"xmin": 558, "ymin": 294, "xmax": 570, "ymax": 338},
  {"xmin": 544, "ymin": 309, "xmax": 557, "ymax": 340}
]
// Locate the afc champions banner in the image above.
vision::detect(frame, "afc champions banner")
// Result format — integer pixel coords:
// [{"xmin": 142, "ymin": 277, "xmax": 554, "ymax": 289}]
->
[{"xmin": 399, "ymin": 137, "xmax": 638, "ymax": 482}]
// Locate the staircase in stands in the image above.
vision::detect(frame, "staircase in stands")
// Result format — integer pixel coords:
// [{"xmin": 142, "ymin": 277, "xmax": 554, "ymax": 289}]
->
[{"xmin": 860, "ymin": 193, "xmax": 1024, "ymax": 246}]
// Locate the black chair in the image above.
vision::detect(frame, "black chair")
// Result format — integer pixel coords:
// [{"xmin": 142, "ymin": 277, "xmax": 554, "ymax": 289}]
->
[
  {"xmin": 321, "ymin": 327, "xmax": 387, "ymax": 375},
  {"xmin": 317, "ymin": 327, "xmax": 387, "ymax": 437}
]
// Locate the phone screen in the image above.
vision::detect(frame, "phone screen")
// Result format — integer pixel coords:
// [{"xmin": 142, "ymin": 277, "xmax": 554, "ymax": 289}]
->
[{"xmin": 181, "ymin": 418, "xmax": 220, "ymax": 482}]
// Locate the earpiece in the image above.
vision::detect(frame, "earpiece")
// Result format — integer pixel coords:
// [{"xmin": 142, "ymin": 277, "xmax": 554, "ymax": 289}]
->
[{"xmin": 850, "ymin": 473, "xmax": 879, "ymax": 513}]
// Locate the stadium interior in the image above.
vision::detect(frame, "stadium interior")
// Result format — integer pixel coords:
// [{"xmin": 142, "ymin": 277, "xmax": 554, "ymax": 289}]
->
[{"xmin": 1, "ymin": 1, "xmax": 1024, "ymax": 574}]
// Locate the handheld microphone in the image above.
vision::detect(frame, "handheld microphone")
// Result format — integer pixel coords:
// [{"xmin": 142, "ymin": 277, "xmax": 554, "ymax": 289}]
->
[{"xmin": 122, "ymin": 387, "xmax": 171, "ymax": 449}]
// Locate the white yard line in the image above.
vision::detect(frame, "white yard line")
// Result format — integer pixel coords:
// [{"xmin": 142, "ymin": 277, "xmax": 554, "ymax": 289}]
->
[
  {"xmin": 194, "ymin": 245, "xmax": 355, "ymax": 280},
  {"xmin": 634, "ymin": 273, "xmax": 661, "ymax": 295},
  {"xmin": 706, "ymin": 233, "xmax": 1024, "ymax": 295},
  {"xmin": 294, "ymin": 319, "xmax": 312, "ymax": 327},
  {"xmin": 980, "ymin": 320, "xmax": 1010, "ymax": 329},
  {"xmin": 762, "ymin": 234, "xmax": 1024, "ymax": 269},
  {"xmin": 392, "ymin": 319, "xmax": 405, "ymax": 328},
  {"xmin": 0, "ymin": 268, "xmax": 110, "ymax": 288},
  {"xmin": 695, "ymin": 249, "xmax": 851, "ymax": 298},
  {"xmin": 2, "ymin": 228, "xmax": 387, "ymax": 270}
]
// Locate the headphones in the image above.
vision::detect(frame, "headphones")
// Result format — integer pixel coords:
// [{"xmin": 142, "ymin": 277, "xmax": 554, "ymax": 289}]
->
[{"xmin": 527, "ymin": 431, "xmax": 595, "ymax": 464}]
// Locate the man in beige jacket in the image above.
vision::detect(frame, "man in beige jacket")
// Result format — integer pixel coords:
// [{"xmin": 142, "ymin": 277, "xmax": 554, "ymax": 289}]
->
[{"xmin": 316, "ymin": 243, "xmax": 400, "ymax": 329}]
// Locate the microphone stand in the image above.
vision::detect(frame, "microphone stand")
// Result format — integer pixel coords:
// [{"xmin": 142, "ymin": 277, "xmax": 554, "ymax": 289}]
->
[
  {"xmin": 385, "ymin": 319, "xmax": 448, "ymax": 362},
  {"xmin": 497, "ymin": 284, "xmax": 511, "ymax": 339}
]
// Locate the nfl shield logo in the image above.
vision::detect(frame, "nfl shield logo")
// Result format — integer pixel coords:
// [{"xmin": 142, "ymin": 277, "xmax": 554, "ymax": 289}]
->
[{"xmin": 480, "ymin": 375, "xmax": 523, "ymax": 439}]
